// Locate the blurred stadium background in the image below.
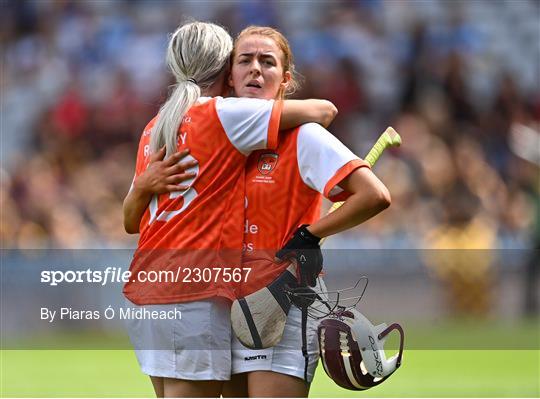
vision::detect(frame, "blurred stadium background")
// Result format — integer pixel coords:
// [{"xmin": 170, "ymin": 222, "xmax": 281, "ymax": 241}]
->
[{"xmin": 1, "ymin": 0, "xmax": 539, "ymax": 397}]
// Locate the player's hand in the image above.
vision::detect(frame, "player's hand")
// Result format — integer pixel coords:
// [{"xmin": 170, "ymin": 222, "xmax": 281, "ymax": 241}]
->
[
  {"xmin": 133, "ymin": 147, "xmax": 197, "ymax": 195},
  {"xmin": 276, "ymin": 225, "xmax": 323, "ymax": 287}
]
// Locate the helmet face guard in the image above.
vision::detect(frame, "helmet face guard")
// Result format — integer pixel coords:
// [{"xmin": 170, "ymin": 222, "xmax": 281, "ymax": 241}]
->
[{"xmin": 318, "ymin": 308, "xmax": 404, "ymax": 391}]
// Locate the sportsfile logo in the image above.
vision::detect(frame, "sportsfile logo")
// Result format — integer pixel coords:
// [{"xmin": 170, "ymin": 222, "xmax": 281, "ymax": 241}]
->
[
  {"xmin": 40, "ymin": 267, "xmax": 252, "ymax": 286},
  {"xmin": 244, "ymin": 355, "xmax": 267, "ymax": 361}
]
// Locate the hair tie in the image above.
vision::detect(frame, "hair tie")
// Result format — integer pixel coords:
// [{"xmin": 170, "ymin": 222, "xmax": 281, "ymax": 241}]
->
[{"xmin": 186, "ymin": 78, "xmax": 197, "ymax": 85}]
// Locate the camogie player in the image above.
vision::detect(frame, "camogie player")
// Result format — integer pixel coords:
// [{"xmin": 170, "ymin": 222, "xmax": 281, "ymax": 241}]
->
[
  {"xmin": 126, "ymin": 25, "xmax": 391, "ymax": 397},
  {"xmin": 123, "ymin": 22, "xmax": 338, "ymax": 398},
  {"xmin": 222, "ymin": 27, "xmax": 391, "ymax": 397}
]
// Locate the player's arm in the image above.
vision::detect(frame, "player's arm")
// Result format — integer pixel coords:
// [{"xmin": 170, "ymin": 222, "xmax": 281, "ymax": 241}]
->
[
  {"xmin": 276, "ymin": 168, "xmax": 390, "ymax": 286},
  {"xmin": 280, "ymin": 99, "xmax": 338, "ymax": 130},
  {"xmin": 123, "ymin": 148, "xmax": 197, "ymax": 234},
  {"xmin": 217, "ymin": 97, "xmax": 338, "ymax": 154},
  {"xmin": 307, "ymin": 168, "xmax": 391, "ymax": 238},
  {"xmin": 276, "ymin": 124, "xmax": 393, "ymax": 286}
]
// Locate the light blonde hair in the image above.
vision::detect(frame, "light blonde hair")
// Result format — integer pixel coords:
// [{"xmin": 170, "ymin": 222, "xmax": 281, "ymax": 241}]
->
[
  {"xmin": 234, "ymin": 26, "xmax": 301, "ymax": 98},
  {"xmin": 150, "ymin": 21, "xmax": 233, "ymax": 156}
]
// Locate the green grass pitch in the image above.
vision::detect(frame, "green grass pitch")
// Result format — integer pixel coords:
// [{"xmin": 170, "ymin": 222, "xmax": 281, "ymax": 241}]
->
[
  {"xmin": 1, "ymin": 349, "xmax": 538, "ymax": 397},
  {"xmin": 1, "ymin": 320, "xmax": 539, "ymax": 397}
]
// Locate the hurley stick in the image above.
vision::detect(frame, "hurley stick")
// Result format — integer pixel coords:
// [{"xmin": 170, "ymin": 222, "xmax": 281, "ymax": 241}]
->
[{"xmin": 320, "ymin": 127, "xmax": 401, "ymax": 245}]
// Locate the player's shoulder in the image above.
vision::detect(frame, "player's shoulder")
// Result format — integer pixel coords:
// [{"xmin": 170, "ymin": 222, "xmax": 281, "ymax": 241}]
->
[
  {"xmin": 215, "ymin": 96, "xmax": 273, "ymax": 109},
  {"xmin": 197, "ymin": 96, "xmax": 215, "ymax": 104},
  {"xmin": 298, "ymin": 122, "xmax": 328, "ymax": 134},
  {"xmin": 297, "ymin": 122, "xmax": 335, "ymax": 145},
  {"xmin": 139, "ymin": 116, "xmax": 158, "ymax": 142},
  {"xmin": 143, "ymin": 116, "xmax": 158, "ymax": 132}
]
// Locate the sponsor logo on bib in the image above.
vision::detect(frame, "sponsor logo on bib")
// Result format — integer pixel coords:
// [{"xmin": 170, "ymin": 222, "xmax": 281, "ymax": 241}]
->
[{"xmin": 257, "ymin": 153, "xmax": 278, "ymax": 175}]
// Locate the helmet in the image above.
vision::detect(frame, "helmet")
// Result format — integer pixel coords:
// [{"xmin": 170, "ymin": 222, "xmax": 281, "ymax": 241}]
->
[
  {"xmin": 231, "ymin": 267, "xmax": 405, "ymax": 389},
  {"xmin": 318, "ymin": 308, "xmax": 404, "ymax": 390}
]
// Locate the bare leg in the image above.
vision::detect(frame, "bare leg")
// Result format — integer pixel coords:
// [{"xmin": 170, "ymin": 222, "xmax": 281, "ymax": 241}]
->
[
  {"xmin": 149, "ymin": 376, "xmax": 164, "ymax": 398},
  {"xmin": 222, "ymin": 373, "xmax": 248, "ymax": 397},
  {"xmin": 163, "ymin": 378, "xmax": 224, "ymax": 398},
  {"xmin": 247, "ymin": 371, "xmax": 309, "ymax": 398}
]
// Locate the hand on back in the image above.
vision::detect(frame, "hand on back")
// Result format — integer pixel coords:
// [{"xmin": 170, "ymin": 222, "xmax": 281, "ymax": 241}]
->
[{"xmin": 134, "ymin": 147, "xmax": 198, "ymax": 195}]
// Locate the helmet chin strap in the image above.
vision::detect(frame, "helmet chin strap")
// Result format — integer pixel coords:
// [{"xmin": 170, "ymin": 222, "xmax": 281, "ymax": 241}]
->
[
  {"xmin": 286, "ymin": 280, "xmax": 328, "ymax": 382},
  {"xmin": 286, "ymin": 283, "xmax": 317, "ymax": 381},
  {"xmin": 301, "ymin": 303, "xmax": 309, "ymax": 381}
]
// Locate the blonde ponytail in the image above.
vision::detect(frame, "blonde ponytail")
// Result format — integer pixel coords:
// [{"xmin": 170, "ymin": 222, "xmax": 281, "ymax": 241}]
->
[{"xmin": 150, "ymin": 22, "xmax": 233, "ymax": 156}]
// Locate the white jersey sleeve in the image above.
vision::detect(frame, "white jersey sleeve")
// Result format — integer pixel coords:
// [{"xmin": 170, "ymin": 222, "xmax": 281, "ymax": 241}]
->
[
  {"xmin": 215, "ymin": 97, "xmax": 281, "ymax": 155},
  {"xmin": 296, "ymin": 123, "xmax": 370, "ymax": 201}
]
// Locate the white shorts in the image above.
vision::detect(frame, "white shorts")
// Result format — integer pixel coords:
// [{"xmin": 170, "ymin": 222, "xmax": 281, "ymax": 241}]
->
[
  {"xmin": 124, "ymin": 280, "xmax": 326, "ymax": 382},
  {"xmin": 231, "ymin": 279, "xmax": 328, "ymax": 383},
  {"xmin": 124, "ymin": 297, "xmax": 232, "ymax": 381},
  {"xmin": 231, "ymin": 305, "xmax": 320, "ymax": 383}
]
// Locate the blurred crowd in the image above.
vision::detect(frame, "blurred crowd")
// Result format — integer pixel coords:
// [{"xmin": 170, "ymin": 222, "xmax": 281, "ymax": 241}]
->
[{"xmin": 1, "ymin": 0, "xmax": 539, "ymax": 250}]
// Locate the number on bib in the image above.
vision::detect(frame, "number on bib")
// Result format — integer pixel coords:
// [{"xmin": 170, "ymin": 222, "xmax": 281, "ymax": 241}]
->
[{"xmin": 148, "ymin": 154, "xmax": 199, "ymax": 224}]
